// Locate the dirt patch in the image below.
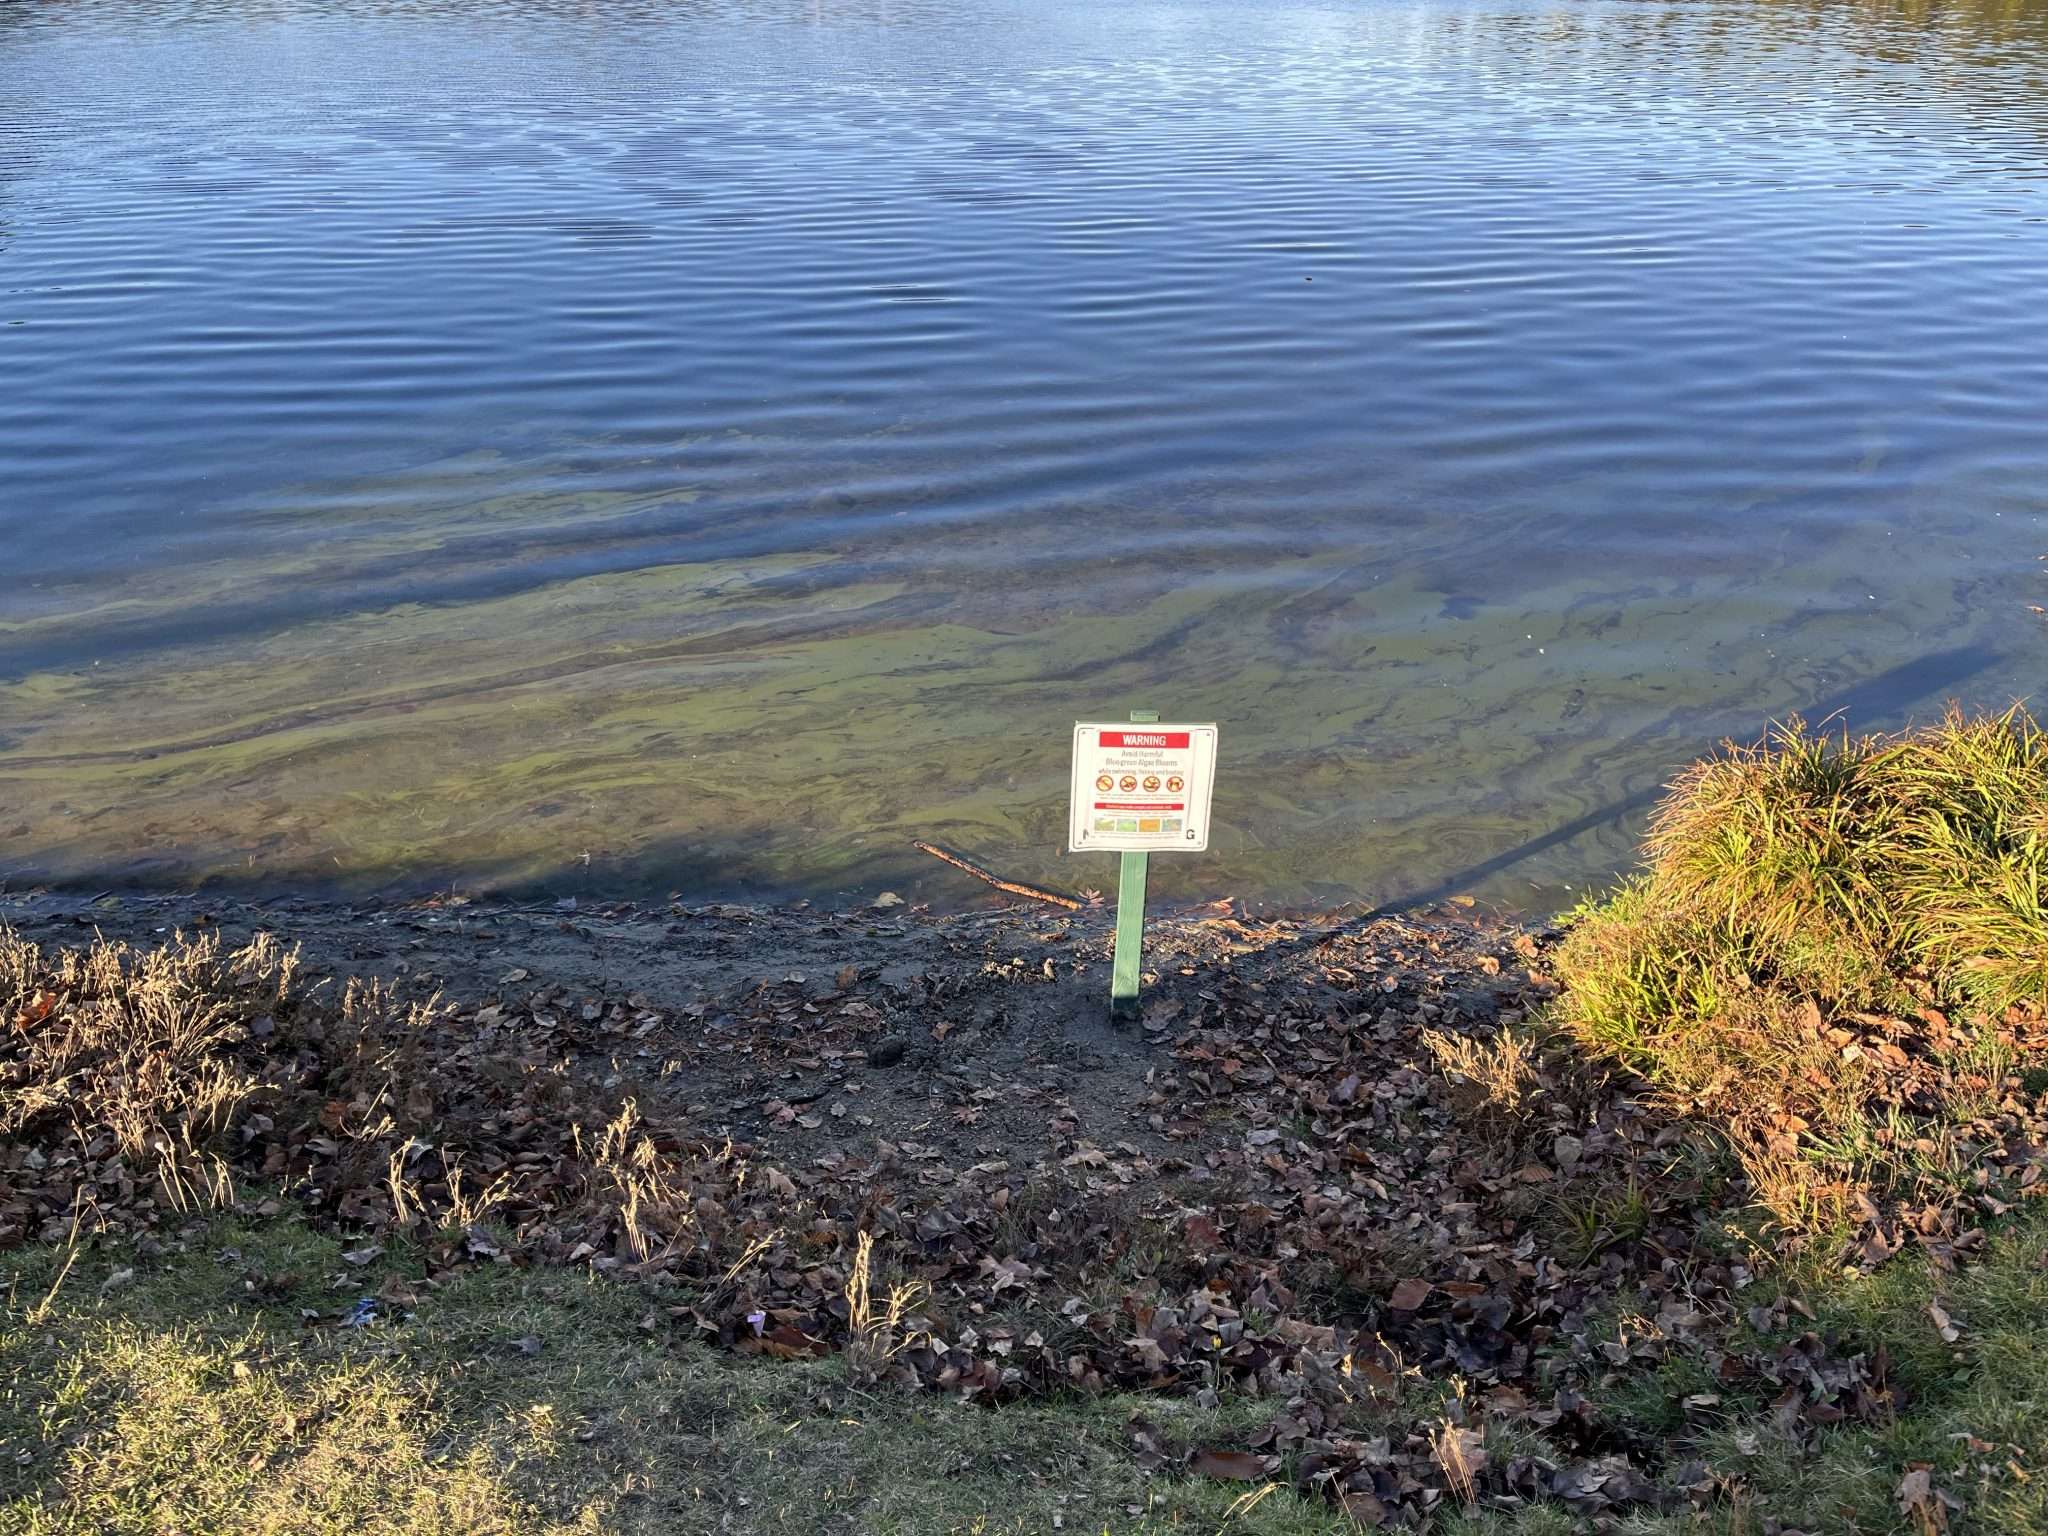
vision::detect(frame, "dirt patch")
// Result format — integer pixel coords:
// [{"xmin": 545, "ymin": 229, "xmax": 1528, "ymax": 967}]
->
[{"xmin": 0, "ymin": 889, "xmax": 1522, "ymax": 1176}]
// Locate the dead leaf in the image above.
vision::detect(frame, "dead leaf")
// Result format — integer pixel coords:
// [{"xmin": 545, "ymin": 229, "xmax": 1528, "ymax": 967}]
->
[
  {"xmin": 1190, "ymin": 1448, "xmax": 1266, "ymax": 1481},
  {"xmin": 1388, "ymin": 1277, "xmax": 1433, "ymax": 1311},
  {"xmin": 1898, "ymin": 1465, "xmax": 1951, "ymax": 1533}
]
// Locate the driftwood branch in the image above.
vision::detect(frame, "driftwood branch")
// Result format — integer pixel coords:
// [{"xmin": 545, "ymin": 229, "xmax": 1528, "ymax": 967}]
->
[{"xmin": 910, "ymin": 840, "xmax": 1088, "ymax": 911}]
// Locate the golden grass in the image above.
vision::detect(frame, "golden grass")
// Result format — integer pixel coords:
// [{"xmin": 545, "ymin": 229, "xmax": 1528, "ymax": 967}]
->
[
  {"xmin": 1420, "ymin": 1024, "xmax": 1540, "ymax": 1114},
  {"xmin": 0, "ymin": 927, "xmax": 299, "ymax": 1216}
]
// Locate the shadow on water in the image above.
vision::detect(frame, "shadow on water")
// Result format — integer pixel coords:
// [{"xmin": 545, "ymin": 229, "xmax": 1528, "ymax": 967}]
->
[{"xmin": 1364, "ymin": 643, "xmax": 2005, "ymax": 918}]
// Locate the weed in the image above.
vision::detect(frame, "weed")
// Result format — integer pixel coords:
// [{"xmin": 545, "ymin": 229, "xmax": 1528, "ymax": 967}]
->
[
  {"xmin": 0, "ymin": 926, "xmax": 298, "ymax": 1222},
  {"xmin": 1430, "ymin": 1415, "xmax": 1483, "ymax": 1511},
  {"xmin": 1422, "ymin": 1024, "xmax": 1540, "ymax": 1114},
  {"xmin": 843, "ymin": 1230, "xmax": 929, "ymax": 1385},
  {"xmin": 1551, "ymin": 1175, "xmax": 1652, "ymax": 1262}
]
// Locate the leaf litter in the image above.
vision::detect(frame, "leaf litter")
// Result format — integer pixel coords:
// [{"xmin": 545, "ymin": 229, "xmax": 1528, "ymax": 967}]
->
[{"xmin": 0, "ymin": 887, "xmax": 2014, "ymax": 1527}]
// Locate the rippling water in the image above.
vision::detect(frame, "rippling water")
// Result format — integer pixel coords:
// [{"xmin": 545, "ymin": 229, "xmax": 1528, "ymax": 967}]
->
[{"xmin": 2, "ymin": 0, "xmax": 2045, "ymax": 907}]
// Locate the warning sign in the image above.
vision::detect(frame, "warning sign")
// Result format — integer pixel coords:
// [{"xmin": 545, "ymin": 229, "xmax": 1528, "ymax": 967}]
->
[{"xmin": 1068, "ymin": 723, "xmax": 1218, "ymax": 852}]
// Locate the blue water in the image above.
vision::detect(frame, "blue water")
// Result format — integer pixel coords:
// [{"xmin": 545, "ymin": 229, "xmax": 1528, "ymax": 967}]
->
[{"xmin": 2, "ymin": 0, "xmax": 2045, "ymax": 906}]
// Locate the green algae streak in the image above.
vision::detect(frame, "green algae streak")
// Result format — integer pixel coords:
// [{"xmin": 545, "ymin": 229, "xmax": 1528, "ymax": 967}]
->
[{"xmin": 0, "ymin": 452, "xmax": 2025, "ymax": 907}]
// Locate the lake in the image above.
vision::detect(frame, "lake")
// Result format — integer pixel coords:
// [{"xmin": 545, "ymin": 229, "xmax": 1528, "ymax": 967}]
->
[{"xmin": 2, "ymin": 0, "xmax": 2044, "ymax": 910}]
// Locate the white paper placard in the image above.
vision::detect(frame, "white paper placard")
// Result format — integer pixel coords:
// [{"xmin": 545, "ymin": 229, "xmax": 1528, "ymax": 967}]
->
[{"xmin": 1067, "ymin": 723, "xmax": 1218, "ymax": 853}]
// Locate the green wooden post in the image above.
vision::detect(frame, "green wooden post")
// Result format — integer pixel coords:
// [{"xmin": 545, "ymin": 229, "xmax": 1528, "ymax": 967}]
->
[{"xmin": 1109, "ymin": 709, "xmax": 1157, "ymax": 1021}]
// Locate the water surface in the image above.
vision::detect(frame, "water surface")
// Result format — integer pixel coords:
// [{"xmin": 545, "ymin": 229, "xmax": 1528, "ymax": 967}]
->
[{"xmin": 3, "ymin": 0, "xmax": 2045, "ymax": 907}]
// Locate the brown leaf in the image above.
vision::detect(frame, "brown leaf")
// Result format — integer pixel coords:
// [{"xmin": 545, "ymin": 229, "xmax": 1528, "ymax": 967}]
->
[
  {"xmin": 1389, "ymin": 1277, "xmax": 1433, "ymax": 1311},
  {"xmin": 11, "ymin": 990, "xmax": 55, "ymax": 1034},
  {"xmin": 1190, "ymin": 1448, "xmax": 1266, "ymax": 1481},
  {"xmin": 1339, "ymin": 1487, "xmax": 1391, "ymax": 1525},
  {"xmin": 752, "ymin": 1323, "xmax": 826, "ymax": 1360},
  {"xmin": 1898, "ymin": 1465, "xmax": 1947, "ymax": 1532}
]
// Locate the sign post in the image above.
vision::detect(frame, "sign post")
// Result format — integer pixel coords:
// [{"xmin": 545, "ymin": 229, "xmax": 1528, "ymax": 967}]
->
[
  {"xmin": 1068, "ymin": 712, "xmax": 1219, "ymax": 1021},
  {"xmin": 1110, "ymin": 711, "xmax": 1157, "ymax": 1020}
]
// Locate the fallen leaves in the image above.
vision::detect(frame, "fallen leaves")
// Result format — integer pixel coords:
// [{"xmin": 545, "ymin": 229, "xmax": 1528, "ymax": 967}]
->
[
  {"xmin": 1898, "ymin": 1463, "xmax": 1964, "ymax": 1533},
  {"xmin": 1190, "ymin": 1448, "xmax": 1267, "ymax": 1482},
  {"xmin": 0, "ymin": 902, "xmax": 2024, "ymax": 1531}
]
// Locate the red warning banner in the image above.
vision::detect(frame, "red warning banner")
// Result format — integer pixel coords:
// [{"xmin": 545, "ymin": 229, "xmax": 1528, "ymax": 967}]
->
[{"xmin": 1098, "ymin": 730, "xmax": 1191, "ymax": 749}]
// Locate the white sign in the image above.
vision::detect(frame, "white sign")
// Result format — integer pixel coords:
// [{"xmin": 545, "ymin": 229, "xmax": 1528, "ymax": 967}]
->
[{"xmin": 1068, "ymin": 722, "xmax": 1218, "ymax": 853}]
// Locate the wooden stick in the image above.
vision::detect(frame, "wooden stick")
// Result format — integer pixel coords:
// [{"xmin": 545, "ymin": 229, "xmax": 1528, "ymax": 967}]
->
[{"xmin": 910, "ymin": 840, "xmax": 1087, "ymax": 911}]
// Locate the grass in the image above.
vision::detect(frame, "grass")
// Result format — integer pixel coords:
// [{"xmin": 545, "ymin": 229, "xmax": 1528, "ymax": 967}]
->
[
  {"xmin": 1439, "ymin": 1208, "xmax": 2048, "ymax": 1536},
  {"xmin": 1661, "ymin": 1205, "xmax": 2048, "ymax": 1536},
  {"xmin": 7, "ymin": 1207, "xmax": 2048, "ymax": 1533},
  {"xmin": 1553, "ymin": 706, "xmax": 2048, "ymax": 1222},
  {"xmin": 0, "ymin": 1216, "xmax": 1344, "ymax": 1536}
]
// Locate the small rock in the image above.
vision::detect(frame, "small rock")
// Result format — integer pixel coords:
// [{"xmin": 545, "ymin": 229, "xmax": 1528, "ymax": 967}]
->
[
  {"xmin": 1553, "ymin": 1134, "xmax": 1585, "ymax": 1170},
  {"xmin": 867, "ymin": 1036, "xmax": 908, "ymax": 1068},
  {"xmin": 872, "ymin": 891, "xmax": 905, "ymax": 910}
]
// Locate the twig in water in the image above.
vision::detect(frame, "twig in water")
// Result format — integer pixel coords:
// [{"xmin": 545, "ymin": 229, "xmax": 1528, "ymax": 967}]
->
[{"xmin": 910, "ymin": 840, "xmax": 1091, "ymax": 911}]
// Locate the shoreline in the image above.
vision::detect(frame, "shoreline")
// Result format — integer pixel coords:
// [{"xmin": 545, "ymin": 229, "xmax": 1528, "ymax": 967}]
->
[
  {"xmin": 1, "ymin": 863, "xmax": 2029, "ymax": 1529},
  {"xmin": 0, "ymin": 881, "xmax": 1536, "ymax": 1008},
  {"xmin": 0, "ymin": 883, "xmax": 1539, "ymax": 1175}
]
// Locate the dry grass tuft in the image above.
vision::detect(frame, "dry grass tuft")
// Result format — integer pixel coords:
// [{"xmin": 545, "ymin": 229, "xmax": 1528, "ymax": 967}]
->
[
  {"xmin": 843, "ymin": 1230, "xmax": 929, "ymax": 1385},
  {"xmin": 1421, "ymin": 1024, "xmax": 1540, "ymax": 1114},
  {"xmin": 1, "ymin": 926, "xmax": 299, "ymax": 1213},
  {"xmin": 1428, "ymin": 1417, "xmax": 1483, "ymax": 1511},
  {"xmin": 583, "ymin": 1099, "xmax": 700, "ymax": 1264}
]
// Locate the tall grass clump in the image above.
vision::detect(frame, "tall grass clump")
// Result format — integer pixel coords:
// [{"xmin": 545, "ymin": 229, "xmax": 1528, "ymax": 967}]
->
[{"xmin": 1554, "ymin": 706, "xmax": 2048, "ymax": 1222}]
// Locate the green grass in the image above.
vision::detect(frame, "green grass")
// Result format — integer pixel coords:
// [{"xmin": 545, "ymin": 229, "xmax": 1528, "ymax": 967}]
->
[
  {"xmin": 1692, "ymin": 1208, "xmax": 2048, "ymax": 1535},
  {"xmin": 1, "ymin": 1217, "xmax": 1344, "ymax": 1536},
  {"xmin": 8, "ymin": 1207, "xmax": 2048, "ymax": 1533},
  {"xmin": 1565, "ymin": 705, "xmax": 2048, "ymax": 1033},
  {"xmin": 1552, "ymin": 706, "xmax": 2048, "ymax": 1220}
]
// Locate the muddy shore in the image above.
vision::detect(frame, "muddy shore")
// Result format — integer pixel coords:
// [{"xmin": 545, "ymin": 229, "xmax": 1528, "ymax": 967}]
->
[{"xmin": 0, "ymin": 884, "xmax": 1542, "ymax": 1175}]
